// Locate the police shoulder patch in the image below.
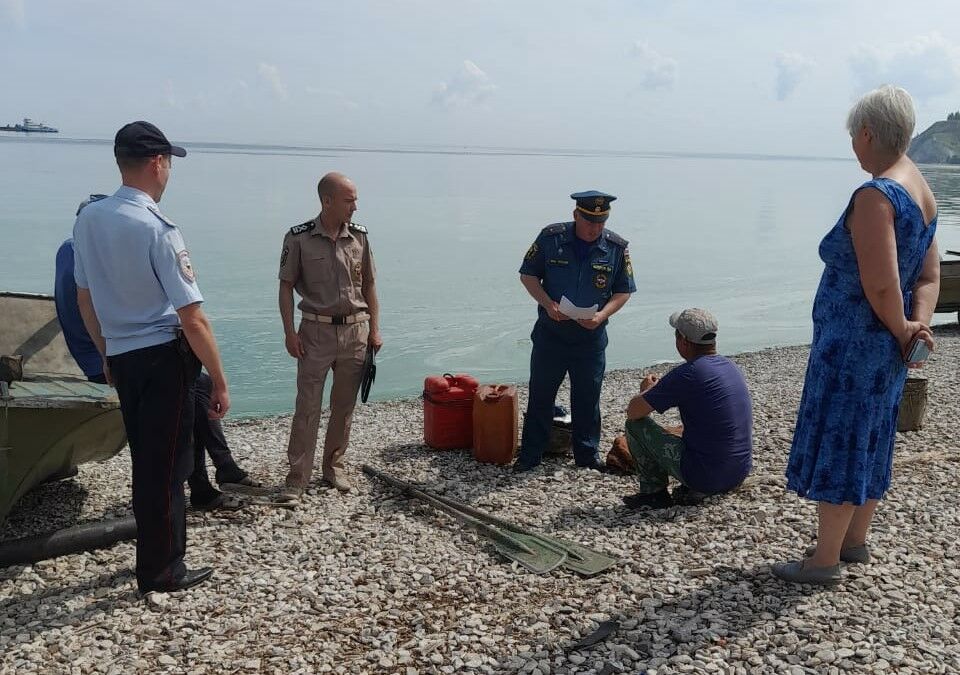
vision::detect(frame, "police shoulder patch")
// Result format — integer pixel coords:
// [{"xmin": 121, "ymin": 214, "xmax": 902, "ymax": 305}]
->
[
  {"xmin": 604, "ymin": 230, "xmax": 628, "ymax": 248},
  {"xmin": 541, "ymin": 222, "xmax": 571, "ymax": 236},
  {"xmin": 75, "ymin": 193, "xmax": 108, "ymax": 216},
  {"xmin": 348, "ymin": 221, "xmax": 368, "ymax": 234},
  {"xmin": 289, "ymin": 220, "xmax": 315, "ymax": 235},
  {"xmin": 177, "ymin": 250, "xmax": 196, "ymax": 283}
]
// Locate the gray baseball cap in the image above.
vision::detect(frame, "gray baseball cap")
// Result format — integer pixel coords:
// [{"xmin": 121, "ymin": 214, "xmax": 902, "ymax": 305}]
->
[{"xmin": 669, "ymin": 308, "xmax": 718, "ymax": 344}]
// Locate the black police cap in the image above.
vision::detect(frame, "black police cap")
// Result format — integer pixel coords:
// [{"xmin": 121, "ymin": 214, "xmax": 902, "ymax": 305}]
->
[
  {"xmin": 114, "ymin": 121, "xmax": 187, "ymax": 158},
  {"xmin": 571, "ymin": 190, "xmax": 617, "ymax": 222}
]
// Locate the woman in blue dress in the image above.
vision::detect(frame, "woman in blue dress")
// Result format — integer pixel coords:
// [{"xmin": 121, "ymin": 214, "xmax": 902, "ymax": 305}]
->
[{"xmin": 773, "ymin": 86, "xmax": 941, "ymax": 585}]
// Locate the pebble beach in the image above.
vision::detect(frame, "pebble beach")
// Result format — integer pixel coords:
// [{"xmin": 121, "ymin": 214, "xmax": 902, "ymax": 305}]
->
[{"xmin": 2, "ymin": 325, "xmax": 959, "ymax": 675}]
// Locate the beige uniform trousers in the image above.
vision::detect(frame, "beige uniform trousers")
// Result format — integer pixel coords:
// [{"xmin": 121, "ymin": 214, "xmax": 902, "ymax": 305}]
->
[{"xmin": 285, "ymin": 319, "xmax": 369, "ymax": 487}]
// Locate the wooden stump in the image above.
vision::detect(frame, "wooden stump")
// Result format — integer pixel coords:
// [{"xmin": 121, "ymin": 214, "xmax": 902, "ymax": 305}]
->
[{"xmin": 897, "ymin": 377, "xmax": 928, "ymax": 432}]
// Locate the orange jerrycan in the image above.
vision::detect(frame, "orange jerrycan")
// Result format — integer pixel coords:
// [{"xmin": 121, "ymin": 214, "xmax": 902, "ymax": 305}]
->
[{"xmin": 472, "ymin": 384, "xmax": 519, "ymax": 465}]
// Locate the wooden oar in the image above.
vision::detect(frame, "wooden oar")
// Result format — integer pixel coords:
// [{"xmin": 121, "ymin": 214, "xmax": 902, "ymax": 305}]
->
[{"xmin": 363, "ymin": 465, "xmax": 566, "ymax": 574}]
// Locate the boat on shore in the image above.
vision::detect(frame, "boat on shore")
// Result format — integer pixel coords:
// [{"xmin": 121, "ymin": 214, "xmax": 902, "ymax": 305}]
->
[
  {"xmin": 1, "ymin": 292, "xmax": 126, "ymax": 525},
  {"xmin": 0, "ymin": 118, "xmax": 58, "ymax": 133},
  {"xmin": 936, "ymin": 252, "xmax": 960, "ymax": 323}
]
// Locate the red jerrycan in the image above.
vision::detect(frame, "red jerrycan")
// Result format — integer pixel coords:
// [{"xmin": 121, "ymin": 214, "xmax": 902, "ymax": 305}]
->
[
  {"xmin": 423, "ymin": 373, "xmax": 479, "ymax": 449},
  {"xmin": 472, "ymin": 384, "xmax": 519, "ymax": 465}
]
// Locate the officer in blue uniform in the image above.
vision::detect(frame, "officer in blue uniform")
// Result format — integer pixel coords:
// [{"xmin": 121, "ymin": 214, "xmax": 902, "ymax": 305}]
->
[
  {"xmin": 72, "ymin": 121, "xmax": 231, "ymax": 594},
  {"xmin": 516, "ymin": 191, "xmax": 636, "ymax": 471}
]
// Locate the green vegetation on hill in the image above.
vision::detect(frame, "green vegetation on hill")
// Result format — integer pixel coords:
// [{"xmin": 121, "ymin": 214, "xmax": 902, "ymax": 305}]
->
[{"xmin": 908, "ymin": 115, "xmax": 960, "ymax": 165}]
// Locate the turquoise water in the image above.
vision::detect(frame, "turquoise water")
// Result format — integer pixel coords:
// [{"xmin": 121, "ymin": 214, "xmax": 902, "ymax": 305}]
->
[{"xmin": 2, "ymin": 135, "xmax": 958, "ymax": 416}]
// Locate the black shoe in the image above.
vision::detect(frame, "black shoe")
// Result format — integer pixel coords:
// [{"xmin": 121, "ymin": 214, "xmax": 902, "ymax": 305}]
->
[
  {"xmin": 671, "ymin": 485, "xmax": 708, "ymax": 506},
  {"xmin": 140, "ymin": 567, "xmax": 214, "ymax": 594},
  {"xmin": 576, "ymin": 458, "xmax": 611, "ymax": 473},
  {"xmin": 216, "ymin": 468, "xmax": 251, "ymax": 486},
  {"xmin": 191, "ymin": 491, "xmax": 243, "ymax": 511},
  {"xmin": 512, "ymin": 460, "xmax": 541, "ymax": 473},
  {"xmin": 622, "ymin": 490, "xmax": 673, "ymax": 510}
]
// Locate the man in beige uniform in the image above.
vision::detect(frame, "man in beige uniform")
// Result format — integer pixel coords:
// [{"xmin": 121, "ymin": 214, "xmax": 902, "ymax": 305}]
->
[{"xmin": 278, "ymin": 172, "xmax": 382, "ymax": 499}]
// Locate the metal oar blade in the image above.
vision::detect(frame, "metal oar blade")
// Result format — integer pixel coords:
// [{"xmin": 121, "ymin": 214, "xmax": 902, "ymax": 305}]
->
[
  {"xmin": 537, "ymin": 537, "xmax": 618, "ymax": 577},
  {"xmin": 363, "ymin": 465, "xmax": 567, "ymax": 574},
  {"xmin": 428, "ymin": 492, "xmax": 619, "ymax": 576},
  {"xmin": 491, "ymin": 530, "xmax": 566, "ymax": 574}
]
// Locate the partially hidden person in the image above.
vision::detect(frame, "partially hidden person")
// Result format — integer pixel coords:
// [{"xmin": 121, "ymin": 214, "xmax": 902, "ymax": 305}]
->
[{"xmin": 55, "ymin": 235, "xmax": 259, "ymax": 512}]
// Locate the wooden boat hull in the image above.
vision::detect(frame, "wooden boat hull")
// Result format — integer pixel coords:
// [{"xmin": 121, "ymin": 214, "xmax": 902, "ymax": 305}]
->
[{"xmin": 1, "ymin": 292, "xmax": 127, "ymax": 525}]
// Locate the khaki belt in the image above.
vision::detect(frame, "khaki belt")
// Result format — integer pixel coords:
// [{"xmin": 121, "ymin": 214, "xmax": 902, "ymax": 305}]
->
[{"xmin": 301, "ymin": 311, "xmax": 370, "ymax": 325}]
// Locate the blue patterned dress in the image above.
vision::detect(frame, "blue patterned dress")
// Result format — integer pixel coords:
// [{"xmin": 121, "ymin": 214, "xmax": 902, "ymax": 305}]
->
[{"xmin": 786, "ymin": 178, "xmax": 937, "ymax": 505}]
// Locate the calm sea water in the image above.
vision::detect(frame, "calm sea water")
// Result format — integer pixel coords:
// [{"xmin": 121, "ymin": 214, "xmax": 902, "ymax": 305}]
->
[{"xmin": 2, "ymin": 135, "xmax": 959, "ymax": 416}]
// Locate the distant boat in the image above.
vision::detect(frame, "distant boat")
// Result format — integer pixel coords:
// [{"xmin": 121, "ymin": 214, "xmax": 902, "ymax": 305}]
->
[{"xmin": 0, "ymin": 118, "xmax": 59, "ymax": 133}]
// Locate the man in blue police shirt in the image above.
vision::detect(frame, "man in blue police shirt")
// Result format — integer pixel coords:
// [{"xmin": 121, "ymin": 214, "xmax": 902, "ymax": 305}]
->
[
  {"xmin": 516, "ymin": 191, "xmax": 636, "ymax": 472},
  {"xmin": 73, "ymin": 121, "xmax": 230, "ymax": 594}
]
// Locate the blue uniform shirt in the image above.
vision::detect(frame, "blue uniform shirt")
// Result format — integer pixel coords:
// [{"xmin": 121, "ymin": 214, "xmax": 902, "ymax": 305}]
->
[
  {"xmin": 519, "ymin": 222, "xmax": 636, "ymax": 344},
  {"xmin": 72, "ymin": 186, "xmax": 203, "ymax": 356},
  {"xmin": 54, "ymin": 239, "xmax": 103, "ymax": 378}
]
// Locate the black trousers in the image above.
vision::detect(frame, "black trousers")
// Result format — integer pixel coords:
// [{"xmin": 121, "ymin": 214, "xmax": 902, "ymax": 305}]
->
[
  {"xmin": 109, "ymin": 337, "xmax": 199, "ymax": 591},
  {"xmin": 188, "ymin": 372, "xmax": 245, "ymax": 501}
]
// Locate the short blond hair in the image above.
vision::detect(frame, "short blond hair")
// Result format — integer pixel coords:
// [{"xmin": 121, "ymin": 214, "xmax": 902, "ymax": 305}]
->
[{"xmin": 846, "ymin": 85, "xmax": 916, "ymax": 155}]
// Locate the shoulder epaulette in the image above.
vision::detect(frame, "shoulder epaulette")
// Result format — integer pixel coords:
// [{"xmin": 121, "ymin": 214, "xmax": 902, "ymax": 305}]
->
[
  {"xmin": 604, "ymin": 230, "xmax": 628, "ymax": 247},
  {"xmin": 146, "ymin": 203, "xmax": 177, "ymax": 227},
  {"xmin": 289, "ymin": 220, "xmax": 315, "ymax": 235},
  {"xmin": 541, "ymin": 222, "xmax": 572, "ymax": 236},
  {"xmin": 348, "ymin": 221, "xmax": 368, "ymax": 234},
  {"xmin": 75, "ymin": 193, "xmax": 108, "ymax": 216}
]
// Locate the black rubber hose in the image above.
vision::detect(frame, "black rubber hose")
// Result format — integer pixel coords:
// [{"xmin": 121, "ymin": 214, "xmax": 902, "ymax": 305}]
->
[{"xmin": 0, "ymin": 516, "xmax": 137, "ymax": 568}]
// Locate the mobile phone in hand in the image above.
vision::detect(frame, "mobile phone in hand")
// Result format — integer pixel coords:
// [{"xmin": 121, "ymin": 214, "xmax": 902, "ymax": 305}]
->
[{"xmin": 904, "ymin": 334, "xmax": 931, "ymax": 364}]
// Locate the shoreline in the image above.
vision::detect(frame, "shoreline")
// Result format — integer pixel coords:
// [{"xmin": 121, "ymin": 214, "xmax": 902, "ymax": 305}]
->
[{"xmin": 2, "ymin": 328, "xmax": 959, "ymax": 674}]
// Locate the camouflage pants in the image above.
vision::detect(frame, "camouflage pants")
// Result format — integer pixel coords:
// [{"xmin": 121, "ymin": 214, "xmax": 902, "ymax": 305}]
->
[{"xmin": 624, "ymin": 418, "xmax": 686, "ymax": 494}]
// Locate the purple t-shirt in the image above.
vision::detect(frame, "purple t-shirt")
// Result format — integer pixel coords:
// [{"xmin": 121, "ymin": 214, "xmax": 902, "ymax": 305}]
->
[{"xmin": 642, "ymin": 354, "xmax": 753, "ymax": 493}]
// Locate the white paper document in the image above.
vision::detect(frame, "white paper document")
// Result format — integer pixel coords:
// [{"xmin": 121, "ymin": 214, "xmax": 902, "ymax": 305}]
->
[{"xmin": 558, "ymin": 295, "xmax": 598, "ymax": 320}]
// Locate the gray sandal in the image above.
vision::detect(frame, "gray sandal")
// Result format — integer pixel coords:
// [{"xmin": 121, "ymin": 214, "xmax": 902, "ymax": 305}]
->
[{"xmin": 771, "ymin": 560, "xmax": 842, "ymax": 585}]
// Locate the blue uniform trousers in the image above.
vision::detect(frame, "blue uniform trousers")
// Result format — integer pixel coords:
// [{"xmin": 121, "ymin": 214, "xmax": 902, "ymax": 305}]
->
[
  {"xmin": 519, "ymin": 328, "xmax": 606, "ymax": 467},
  {"xmin": 109, "ymin": 336, "xmax": 199, "ymax": 592}
]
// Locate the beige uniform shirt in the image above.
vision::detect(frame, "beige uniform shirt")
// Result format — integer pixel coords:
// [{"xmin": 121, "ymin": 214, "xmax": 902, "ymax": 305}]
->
[{"xmin": 278, "ymin": 217, "xmax": 376, "ymax": 316}]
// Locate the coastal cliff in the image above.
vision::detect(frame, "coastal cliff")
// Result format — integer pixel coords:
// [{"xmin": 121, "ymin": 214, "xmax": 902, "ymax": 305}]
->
[{"xmin": 908, "ymin": 119, "xmax": 960, "ymax": 164}]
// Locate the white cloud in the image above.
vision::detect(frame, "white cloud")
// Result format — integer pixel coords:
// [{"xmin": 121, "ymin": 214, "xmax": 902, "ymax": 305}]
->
[
  {"xmin": 630, "ymin": 42, "xmax": 677, "ymax": 91},
  {"xmin": 257, "ymin": 62, "xmax": 288, "ymax": 100},
  {"xmin": 850, "ymin": 33, "xmax": 960, "ymax": 100},
  {"xmin": 0, "ymin": 0, "xmax": 25, "ymax": 29},
  {"xmin": 432, "ymin": 60, "xmax": 496, "ymax": 108},
  {"xmin": 774, "ymin": 52, "xmax": 814, "ymax": 101}
]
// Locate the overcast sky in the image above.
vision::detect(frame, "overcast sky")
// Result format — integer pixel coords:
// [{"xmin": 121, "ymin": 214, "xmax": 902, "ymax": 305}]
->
[{"xmin": 3, "ymin": 0, "xmax": 960, "ymax": 156}]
